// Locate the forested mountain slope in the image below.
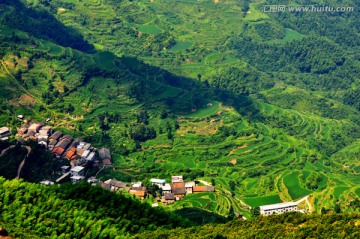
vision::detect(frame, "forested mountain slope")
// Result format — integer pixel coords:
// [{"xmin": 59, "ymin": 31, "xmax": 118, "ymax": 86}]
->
[
  {"xmin": 135, "ymin": 213, "xmax": 360, "ymax": 239},
  {"xmin": 0, "ymin": 178, "xmax": 188, "ymax": 238},
  {"xmin": 1, "ymin": 178, "xmax": 360, "ymax": 239},
  {"xmin": 1, "ymin": 0, "xmax": 360, "ymax": 223}
]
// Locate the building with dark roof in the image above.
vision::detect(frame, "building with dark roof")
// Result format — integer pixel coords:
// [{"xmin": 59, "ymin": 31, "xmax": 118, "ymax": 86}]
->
[
  {"xmin": 171, "ymin": 182, "xmax": 186, "ymax": 199},
  {"xmin": 98, "ymin": 147, "xmax": 112, "ymax": 165},
  {"xmin": 62, "ymin": 135, "xmax": 73, "ymax": 142},
  {"xmin": 48, "ymin": 139, "xmax": 58, "ymax": 150},
  {"xmin": 50, "ymin": 131, "xmax": 62, "ymax": 141},
  {"xmin": 164, "ymin": 193, "xmax": 175, "ymax": 204},
  {"xmin": 104, "ymin": 179, "xmax": 127, "ymax": 191},
  {"xmin": 0, "ymin": 127, "xmax": 10, "ymax": 137}
]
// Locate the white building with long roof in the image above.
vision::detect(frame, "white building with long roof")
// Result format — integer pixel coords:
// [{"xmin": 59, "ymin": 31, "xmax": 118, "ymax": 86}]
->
[{"xmin": 259, "ymin": 202, "xmax": 298, "ymax": 216}]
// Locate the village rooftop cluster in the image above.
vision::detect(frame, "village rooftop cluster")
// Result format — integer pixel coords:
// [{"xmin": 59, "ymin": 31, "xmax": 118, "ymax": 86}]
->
[
  {"xmin": 87, "ymin": 175, "xmax": 215, "ymax": 204},
  {"xmin": 1, "ymin": 116, "xmax": 112, "ymax": 182},
  {"xmin": 2, "ymin": 118, "xmax": 302, "ymax": 213},
  {"xmin": 15, "ymin": 116, "xmax": 111, "ymax": 166},
  {"xmin": 2, "ymin": 117, "xmax": 216, "ymax": 203}
]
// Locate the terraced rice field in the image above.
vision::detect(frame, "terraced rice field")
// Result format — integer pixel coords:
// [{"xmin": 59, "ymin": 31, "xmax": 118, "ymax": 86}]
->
[
  {"xmin": 283, "ymin": 171, "xmax": 312, "ymax": 200},
  {"xmin": 242, "ymin": 195, "xmax": 282, "ymax": 207},
  {"xmin": 170, "ymin": 192, "xmax": 231, "ymax": 216}
]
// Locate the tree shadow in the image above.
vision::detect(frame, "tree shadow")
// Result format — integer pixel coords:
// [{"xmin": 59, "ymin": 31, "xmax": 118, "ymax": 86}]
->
[
  {"xmin": 116, "ymin": 56, "xmax": 262, "ymax": 120},
  {"xmin": 1, "ymin": 0, "xmax": 94, "ymax": 53},
  {"xmin": 1, "ymin": 0, "xmax": 261, "ymax": 121},
  {"xmin": 174, "ymin": 207, "xmax": 229, "ymax": 225}
]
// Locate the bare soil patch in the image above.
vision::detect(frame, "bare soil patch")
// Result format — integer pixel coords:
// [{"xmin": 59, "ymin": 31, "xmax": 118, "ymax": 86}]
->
[{"xmin": 229, "ymin": 158, "xmax": 237, "ymax": 165}]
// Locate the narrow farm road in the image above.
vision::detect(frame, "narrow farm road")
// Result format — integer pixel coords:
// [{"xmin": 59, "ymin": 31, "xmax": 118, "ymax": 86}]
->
[
  {"xmin": 198, "ymin": 180, "xmax": 211, "ymax": 186},
  {"xmin": 0, "ymin": 145, "xmax": 15, "ymax": 157},
  {"xmin": 0, "ymin": 60, "xmax": 59, "ymax": 118},
  {"xmin": 295, "ymin": 195, "xmax": 309, "ymax": 204},
  {"xmin": 16, "ymin": 146, "xmax": 31, "ymax": 180},
  {"xmin": 295, "ymin": 195, "xmax": 313, "ymax": 212}
]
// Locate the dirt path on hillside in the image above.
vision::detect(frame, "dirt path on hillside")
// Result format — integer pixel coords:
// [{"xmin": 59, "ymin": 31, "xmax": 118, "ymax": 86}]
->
[
  {"xmin": 198, "ymin": 180, "xmax": 211, "ymax": 186},
  {"xmin": 0, "ymin": 145, "xmax": 15, "ymax": 157},
  {"xmin": 16, "ymin": 146, "xmax": 31, "ymax": 180},
  {"xmin": 295, "ymin": 195, "xmax": 313, "ymax": 212}
]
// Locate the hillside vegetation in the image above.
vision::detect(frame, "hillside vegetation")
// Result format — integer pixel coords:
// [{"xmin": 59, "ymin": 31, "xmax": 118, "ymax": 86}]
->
[
  {"xmin": 0, "ymin": 0, "xmax": 360, "ymax": 223},
  {"xmin": 135, "ymin": 213, "xmax": 360, "ymax": 239},
  {"xmin": 0, "ymin": 178, "xmax": 188, "ymax": 238},
  {"xmin": 1, "ymin": 178, "xmax": 360, "ymax": 239}
]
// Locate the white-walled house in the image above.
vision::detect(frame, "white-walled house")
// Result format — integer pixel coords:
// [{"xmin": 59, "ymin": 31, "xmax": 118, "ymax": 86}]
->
[
  {"xmin": 70, "ymin": 166, "xmax": 85, "ymax": 176},
  {"xmin": 70, "ymin": 166, "xmax": 85, "ymax": 183},
  {"xmin": 185, "ymin": 181, "xmax": 195, "ymax": 194},
  {"xmin": 259, "ymin": 202, "xmax": 298, "ymax": 216},
  {"xmin": 160, "ymin": 183, "xmax": 172, "ymax": 195},
  {"xmin": 150, "ymin": 178, "xmax": 166, "ymax": 186}
]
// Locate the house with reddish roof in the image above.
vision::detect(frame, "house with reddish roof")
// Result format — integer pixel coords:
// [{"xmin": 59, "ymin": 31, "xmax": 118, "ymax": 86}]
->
[
  {"xmin": 192, "ymin": 186, "xmax": 215, "ymax": 193},
  {"xmin": 129, "ymin": 189, "xmax": 146, "ymax": 199},
  {"xmin": 64, "ymin": 147, "xmax": 77, "ymax": 161},
  {"xmin": 52, "ymin": 147, "xmax": 65, "ymax": 157},
  {"xmin": 52, "ymin": 137, "xmax": 72, "ymax": 158}
]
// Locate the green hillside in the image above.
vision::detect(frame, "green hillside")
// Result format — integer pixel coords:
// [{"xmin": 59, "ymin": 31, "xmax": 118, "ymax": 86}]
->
[
  {"xmin": 1, "ymin": 0, "xmax": 360, "ymax": 234},
  {"xmin": 0, "ymin": 178, "xmax": 188, "ymax": 238},
  {"xmin": 135, "ymin": 213, "xmax": 360, "ymax": 239}
]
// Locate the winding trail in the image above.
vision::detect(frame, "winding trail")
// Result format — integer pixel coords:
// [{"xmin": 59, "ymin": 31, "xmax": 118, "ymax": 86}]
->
[
  {"xmin": 95, "ymin": 166, "xmax": 106, "ymax": 178},
  {"xmin": 198, "ymin": 180, "xmax": 211, "ymax": 186},
  {"xmin": 295, "ymin": 195, "xmax": 309, "ymax": 204},
  {"xmin": 295, "ymin": 195, "xmax": 312, "ymax": 212},
  {"xmin": 0, "ymin": 145, "xmax": 15, "ymax": 157},
  {"xmin": 15, "ymin": 146, "xmax": 31, "ymax": 180}
]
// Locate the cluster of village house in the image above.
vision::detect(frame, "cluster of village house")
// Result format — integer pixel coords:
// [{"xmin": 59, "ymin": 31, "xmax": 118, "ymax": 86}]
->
[
  {"xmin": 88, "ymin": 175, "xmax": 215, "ymax": 205},
  {"xmin": 0, "ymin": 115, "xmax": 112, "ymax": 183},
  {"xmin": 2, "ymin": 118, "xmax": 301, "ymax": 212},
  {"xmin": 2, "ymin": 117, "xmax": 216, "ymax": 204},
  {"xmin": 42, "ymin": 173, "xmax": 215, "ymax": 204}
]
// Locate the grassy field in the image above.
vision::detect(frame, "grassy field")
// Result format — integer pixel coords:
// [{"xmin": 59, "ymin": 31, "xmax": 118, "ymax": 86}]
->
[
  {"xmin": 169, "ymin": 192, "xmax": 232, "ymax": 217},
  {"xmin": 94, "ymin": 52, "xmax": 117, "ymax": 70},
  {"xmin": 355, "ymin": 188, "xmax": 360, "ymax": 198},
  {"xmin": 242, "ymin": 195, "xmax": 282, "ymax": 207},
  {"xmin": 283, "ymin": 171, "xmax": 312, "ymax": 200},
  {"xmin": 138, "ymin": 25, "xmax": 162, "ymax": 34},
  {"xmin": 168, "ymin": 40, "xmax": 192, "ymax": 52},
  {"xmin": 244, "ymin": 3, "xmax": 269, "ymax": 21},
  {"xmin": 182, "ymin": 101, "xmax": 220, "ymax": 118},
  {"xmin": 268, "ymin": 28, "xmax": 304, "ymax": 44}
]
